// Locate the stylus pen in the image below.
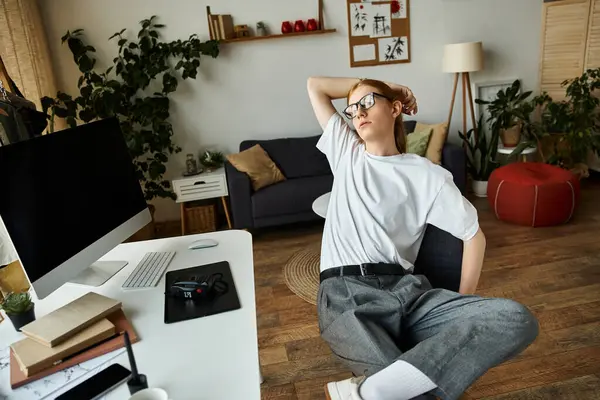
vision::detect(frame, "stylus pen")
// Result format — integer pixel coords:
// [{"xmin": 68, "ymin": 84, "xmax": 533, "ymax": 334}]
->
[{"xmin": 124, "ymin": 331, "xmax": 138, "ymax": 378}]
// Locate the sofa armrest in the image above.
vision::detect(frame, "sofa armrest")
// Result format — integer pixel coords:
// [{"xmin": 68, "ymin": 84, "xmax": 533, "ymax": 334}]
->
[
  {"xmin": 225, "ymin": 161, "xmax": 254, "ymax": 229},
  {"xmin": 442, "ymin": 142, "xmax": 467, "ymax": 194}
]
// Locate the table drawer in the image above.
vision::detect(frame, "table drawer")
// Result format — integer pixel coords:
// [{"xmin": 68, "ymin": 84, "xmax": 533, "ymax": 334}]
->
[{"xmin": 174, "ymin": 175, "xmax": 228, "ymax": 202}]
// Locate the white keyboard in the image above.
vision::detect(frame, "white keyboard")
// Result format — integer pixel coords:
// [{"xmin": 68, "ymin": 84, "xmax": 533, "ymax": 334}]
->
[{"xmin": 122, "ymin": 251, "xmax": 176, "ymax": 289}]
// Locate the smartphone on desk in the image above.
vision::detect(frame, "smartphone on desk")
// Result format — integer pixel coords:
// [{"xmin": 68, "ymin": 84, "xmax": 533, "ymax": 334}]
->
[{"xmin": 55, "ymin": 363, "xmax": 131, "ymax": 400}]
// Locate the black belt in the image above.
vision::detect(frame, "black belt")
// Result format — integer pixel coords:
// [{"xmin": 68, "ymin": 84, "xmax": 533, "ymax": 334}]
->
[{"xmin": 320, "ymin": 263, "xmax": 408, "ymax": 283}]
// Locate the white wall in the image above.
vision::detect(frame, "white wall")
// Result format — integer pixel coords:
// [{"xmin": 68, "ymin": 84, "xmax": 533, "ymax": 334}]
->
[{"xmin": 39, "ymin": 0, "xmax": 543, "ymax": 221}]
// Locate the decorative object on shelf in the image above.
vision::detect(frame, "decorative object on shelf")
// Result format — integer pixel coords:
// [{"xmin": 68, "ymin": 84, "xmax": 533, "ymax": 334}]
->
[
  {"xmin": 0, "ymin": 291, "xmax": 35, "ymax": 331},
  {"xmin": 184, "ymin": 153, "xmax": 201, "ymax": 176},
  {"xmin": 41, "ymin": 16, "xmax": 219, "ymax": 205},
  {"xmin": 234, "ymin": 24, "xmax": 250, "ymax": 38},
  {"xmin": 206, "ymin": 1, "xmax": 335, "ymax": 44},
  {"xmin": 281, "ymin": 21, "xmax": 293, "ymax": 34},
  {"xmin": 475, "ymin": 79, "xmax": 530, "ymax": 148},
  {"xmin": 307, "ymin": 19, "xmax": 319, "ymax": 31},
  {"xmin": 346, "ymin": 0, "xmax": 411, "ymax": 67},
  {"xmin": 256, "ymin": 21, "xmax": 267, "ymax": 36},
  {"xmin": 209, "ymin": 14, "xmax": 234, "ymax": 40},
  {"xmin": 458, "ymin": 116, "xmax": 500, "ymax": 198},
  {"xmin": 294, "ymin": 20, "xmax": 306, "ymax": 33},
  {"xmin": 443, "ymin": 41, "xmax": 484, "ymax": 147},
  {"xmin": 200, "ymin": 150, "xmax": 225, "ymax": 171}
]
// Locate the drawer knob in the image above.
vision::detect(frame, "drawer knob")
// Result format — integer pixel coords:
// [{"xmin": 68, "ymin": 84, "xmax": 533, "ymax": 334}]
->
[{"xmin": 194, "ymin": 181, "xmax": 206, "ymax": 185}]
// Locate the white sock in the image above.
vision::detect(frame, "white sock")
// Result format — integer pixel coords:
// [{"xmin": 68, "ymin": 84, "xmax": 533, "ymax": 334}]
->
[{"xmin": 359, "ymin": 360, "xmax": 437, "ymax": 400}]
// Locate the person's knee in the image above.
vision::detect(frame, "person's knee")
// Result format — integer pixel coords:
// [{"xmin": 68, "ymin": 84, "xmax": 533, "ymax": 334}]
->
[{"xmin": 498, "ymin": 299, "xmax": 539, "ymax": 347}]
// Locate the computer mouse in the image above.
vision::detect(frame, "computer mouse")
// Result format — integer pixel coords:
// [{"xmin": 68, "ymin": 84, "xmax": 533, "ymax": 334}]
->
[{"xmin": 188, "ymin": 239, "xmax": 219, "ymax": 250}]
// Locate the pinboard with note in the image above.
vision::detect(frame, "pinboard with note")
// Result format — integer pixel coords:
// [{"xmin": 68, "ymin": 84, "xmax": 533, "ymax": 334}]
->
[{"xmin": 347, "ymin": 0, "xmax": 411, "ymax": 68}]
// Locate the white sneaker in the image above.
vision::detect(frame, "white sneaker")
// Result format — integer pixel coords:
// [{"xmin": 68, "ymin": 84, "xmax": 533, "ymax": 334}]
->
[{"xmin": 325, "ymin": 376, "xmax": 366, "ymax": 400}]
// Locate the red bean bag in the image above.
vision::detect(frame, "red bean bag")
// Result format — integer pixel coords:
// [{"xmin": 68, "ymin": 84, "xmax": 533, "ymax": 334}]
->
[{"xmin": 487, "ymin": 163, "xmax": 580, "ymax": 227}]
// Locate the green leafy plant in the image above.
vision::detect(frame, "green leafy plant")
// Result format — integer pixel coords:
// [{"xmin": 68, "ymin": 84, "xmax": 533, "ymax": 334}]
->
[
  {"xmin": 0, "ymin": 292, "xmax": 33, "ymax": 315},
  {"xmin": 537, "ymin": 68, "xmax": 600, "ymax": 169},
  {"xmin": 199, "ymin": 150, "xmax": 225, "ymax": 170},
  {"xmin": 458, "ymin": 117, "xmax": 500, "ymax": 181},
  {"xmin": 476, "ymin": 80, "xmax": 533, "ymax": 135},
  {"xmin": 41, "ymin": 16, "xmax": 219, "ymax": 201}
]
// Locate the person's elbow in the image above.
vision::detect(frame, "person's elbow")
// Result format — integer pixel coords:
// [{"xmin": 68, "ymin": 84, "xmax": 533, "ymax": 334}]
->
[{"xmin": 307, "ymin": 76, "xmax": 319, "ymax": 93}]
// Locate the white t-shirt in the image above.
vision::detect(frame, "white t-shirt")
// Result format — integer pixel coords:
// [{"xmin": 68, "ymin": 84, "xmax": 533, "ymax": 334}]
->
[{"xmin": 316, "ymin": 113, "xmax": 479, "ymax": 272}]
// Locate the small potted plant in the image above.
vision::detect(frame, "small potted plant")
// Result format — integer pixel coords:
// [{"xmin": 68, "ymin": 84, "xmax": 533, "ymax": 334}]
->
[
  {"xmin": 459, "ymin": 117, "xmax": 500, "ymax": 197},
  {"xmin": 0, "ymin": 291, "xmax": 35, "ymax": 331},
  {"xmin": 199, "ymin": 150, "xmax": 225, "ymax": 172},
  {"xmin": 256, "ymin": 21, "xmax": 268, "ymax": 36},
  {"xmin": 476, "ymin": 80, "xmax": 533, "ymax": 148}
]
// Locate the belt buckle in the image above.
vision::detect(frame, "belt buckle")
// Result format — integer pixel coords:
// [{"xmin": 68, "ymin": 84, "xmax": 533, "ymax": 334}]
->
[{"xmin": 360, "ymin": 263, "xmax": 376, "ymax": 277}]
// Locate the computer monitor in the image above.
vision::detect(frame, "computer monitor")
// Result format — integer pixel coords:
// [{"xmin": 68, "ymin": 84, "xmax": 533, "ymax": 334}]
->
[{"xmin": 0, "ymin": 117, "xmax": 151, "ymax": 299}]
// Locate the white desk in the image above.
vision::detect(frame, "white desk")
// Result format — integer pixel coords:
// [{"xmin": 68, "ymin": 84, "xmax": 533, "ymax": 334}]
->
[{"xmin": 0, "ymin": 230, "xmax": 260, "ymax": 400}]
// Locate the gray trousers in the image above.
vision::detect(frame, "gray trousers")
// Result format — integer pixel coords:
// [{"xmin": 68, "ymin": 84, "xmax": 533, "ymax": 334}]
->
[{"xmin": 317, "ymin": 274, "xmax": 539, "ymax": 400}]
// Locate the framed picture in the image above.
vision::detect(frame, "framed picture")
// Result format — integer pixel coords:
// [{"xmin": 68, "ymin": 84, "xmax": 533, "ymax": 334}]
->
[{"xmin": 472, "ymin": 80, "xmax": 519, "ymax": 136}]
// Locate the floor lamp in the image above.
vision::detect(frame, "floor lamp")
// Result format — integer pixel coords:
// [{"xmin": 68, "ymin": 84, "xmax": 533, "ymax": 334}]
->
[{"xmin": 443, "ymin": 42, "xmax": 484, "ymax": 144}]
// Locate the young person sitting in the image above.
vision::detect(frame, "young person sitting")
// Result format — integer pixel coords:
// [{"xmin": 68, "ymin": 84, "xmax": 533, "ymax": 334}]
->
[{"xmin": 307, "ymin": 76, "xmax": 539, "ymax": 400}]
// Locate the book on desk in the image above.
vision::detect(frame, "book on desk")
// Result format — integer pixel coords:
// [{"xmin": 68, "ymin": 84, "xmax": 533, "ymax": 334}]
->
[{"xmin": 8, "ymin": 293, "xmax": 139, "ymax": 389}]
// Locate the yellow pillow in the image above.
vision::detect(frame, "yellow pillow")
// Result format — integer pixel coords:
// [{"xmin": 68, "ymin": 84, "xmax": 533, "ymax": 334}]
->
[
  {"xmin": 415, "ymin": 122, "xmax": 449, "ymax": 164},
  {"xmin": 406, "ymin": 128, "xmax": 433, "ymax": 157},
  {"xmin": 226, "ymin": 144, "xmax": 285, "ymax": 191}
]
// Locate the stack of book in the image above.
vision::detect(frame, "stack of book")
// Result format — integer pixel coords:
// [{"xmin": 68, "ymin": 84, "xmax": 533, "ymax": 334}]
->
[
  {"xmin": 209, "ymin": 14, "xmax": 235, "ymax": 40},
  {"xmin": 8, "ymin": 292, "xmax": 138, "ymax": 389}
]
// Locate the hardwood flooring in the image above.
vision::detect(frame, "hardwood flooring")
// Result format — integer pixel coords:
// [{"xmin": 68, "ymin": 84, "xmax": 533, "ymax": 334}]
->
[{"xmin": 252, "ymin": 178, "xmax": 600, "ymax": 400}]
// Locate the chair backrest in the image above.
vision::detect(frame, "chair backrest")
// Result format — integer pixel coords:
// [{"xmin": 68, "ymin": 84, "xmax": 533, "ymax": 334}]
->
[{"xmin": 413, "ymin": 224, "xmax": 463, "ymax": 292}]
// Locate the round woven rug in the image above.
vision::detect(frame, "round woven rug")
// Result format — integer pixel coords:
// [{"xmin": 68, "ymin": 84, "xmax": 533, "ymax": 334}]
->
[{"xmin": 283, "ymin": 244, "xmax": 321, "ymax": 305}]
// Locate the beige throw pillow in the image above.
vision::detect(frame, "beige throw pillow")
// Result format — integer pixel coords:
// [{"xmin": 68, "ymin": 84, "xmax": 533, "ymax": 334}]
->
[
  {"xmin": 226, "ymin": 144, "xmax": 285, "ymax": 191},
  {"xmin": 415, "ymin": 122, "xmax": 449, "ymax": 164}
]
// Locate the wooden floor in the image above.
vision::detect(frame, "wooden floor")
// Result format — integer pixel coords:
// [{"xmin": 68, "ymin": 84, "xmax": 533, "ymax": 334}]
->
[{"xmin": 252, "ymin": 177, "xmax": 600, "ymax": 400}]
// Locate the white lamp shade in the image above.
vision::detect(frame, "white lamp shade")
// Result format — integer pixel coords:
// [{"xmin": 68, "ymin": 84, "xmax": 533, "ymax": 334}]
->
[{"xmin": 443, "ymin": 42, "xmax": 484, "ymax": 73}]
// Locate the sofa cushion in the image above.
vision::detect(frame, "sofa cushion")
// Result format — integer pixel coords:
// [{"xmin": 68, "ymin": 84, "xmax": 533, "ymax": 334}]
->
[
  {"xmin": 226, "ymin": 144, "xmax": 286, "ymax": 191},
  {"xmin": 407, "ymin": 128, "xmax": 433, "ymax": 156},
  {"xmin": 240, "ymin": 135, "xmax": 331, "ymax": 179},
  {"xmin": 415, "ymin": 121, "xmax": 449, "ymax": 165},
  {"xmin": 252, "ymin": 174, "xmax": 333, "ymax": 219}
]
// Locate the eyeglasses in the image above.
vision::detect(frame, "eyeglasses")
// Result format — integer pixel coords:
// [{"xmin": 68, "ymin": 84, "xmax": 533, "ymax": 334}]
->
[{"xmin": 343, "ymin": 92, "xmax": 391, "ymax": 119}]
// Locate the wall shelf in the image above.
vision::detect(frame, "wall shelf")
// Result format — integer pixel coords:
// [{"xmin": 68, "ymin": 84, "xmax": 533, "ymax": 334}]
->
[{"xmin": 220, "ymin": 29, "xmax": 337, "ymax": 44}]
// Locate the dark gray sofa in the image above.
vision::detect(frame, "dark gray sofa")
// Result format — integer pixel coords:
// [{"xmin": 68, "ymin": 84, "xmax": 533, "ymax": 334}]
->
[{"xmin": 225, "ymin": 120, "xmax": 466, "ymax": 231}]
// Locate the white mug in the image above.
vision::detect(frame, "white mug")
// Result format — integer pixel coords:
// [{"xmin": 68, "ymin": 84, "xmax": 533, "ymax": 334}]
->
[{"xmin": 128, "ymin": 388, "xmax": 171, "ymax": 400}]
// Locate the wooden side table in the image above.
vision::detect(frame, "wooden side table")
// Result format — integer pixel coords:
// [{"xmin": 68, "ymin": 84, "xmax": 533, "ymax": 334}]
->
[{"xmin": 172, "ymin": 168, "xmax": 232, "ymax": 235}]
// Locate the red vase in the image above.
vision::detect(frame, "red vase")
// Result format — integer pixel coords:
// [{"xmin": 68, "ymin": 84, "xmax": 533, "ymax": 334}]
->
[
  {"xmin": 281, "ymin": 21, "xmax": 293, "ymax": 34},
  {"xmin": 294, "ymin": 20, "xmax": 306, "ymax": 32},
  {"xmin": 306, "ymin": 19, "xmax": 318, "ymax": 31}
]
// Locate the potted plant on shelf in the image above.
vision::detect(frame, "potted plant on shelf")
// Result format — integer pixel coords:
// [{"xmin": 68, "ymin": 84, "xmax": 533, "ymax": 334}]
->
[
  {"xmin": 458, "ymin": 117, "xmax": 500, "ymax": 197},
  {"xmin": 0, "ymin": 291, "xmax": 35, "ymax": 331},
  {"xmin": 40, "ymin": 16, "xmax": 220, "ymax": 240},
  {"xmin": 476, "ymin": 80, "xmax": 533, "ymax": 148},
  {"xmin": 199, "ymin": 150, "xmax": 225, "ymax": 172}
]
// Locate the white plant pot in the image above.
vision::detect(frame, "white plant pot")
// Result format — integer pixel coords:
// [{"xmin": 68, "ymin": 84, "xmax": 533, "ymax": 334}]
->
[{"xmin": 472, "ymin": 180, "xmax": 488, "ymax": 198}]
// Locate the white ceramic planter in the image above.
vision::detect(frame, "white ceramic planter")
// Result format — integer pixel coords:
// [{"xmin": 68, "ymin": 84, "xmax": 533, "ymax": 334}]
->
[{"xmin": 472, "ymin": 180, "xmax": 488, "ymax": 198}]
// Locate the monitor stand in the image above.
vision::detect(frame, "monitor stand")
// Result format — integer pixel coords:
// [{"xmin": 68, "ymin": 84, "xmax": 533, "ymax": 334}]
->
[{"xmin": 68, "ymin": 261, "xmax": 129, "ymax": 287}]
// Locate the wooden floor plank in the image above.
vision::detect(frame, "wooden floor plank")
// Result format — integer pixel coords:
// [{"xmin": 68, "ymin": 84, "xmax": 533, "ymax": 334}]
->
[
  {"xmin": 467, "ymin": 346, "xmax": 600, "ymax": 398},
  {"xmin": 480, "ymin": 375, "xmax": 600, "ymax": 400},
  {"xmin": 294, "ymin": 372, "xmax": 353, "ymax": 400},
  {"xmin": 285, "ymin": 337, "xmax": 332, "ymax": 361},
  {"xmin": 260, "ymin": 345, "xmax": 289, "ymax": 366}
]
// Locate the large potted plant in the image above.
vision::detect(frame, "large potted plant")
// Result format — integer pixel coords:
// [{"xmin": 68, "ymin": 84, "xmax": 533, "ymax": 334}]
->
[
  {"xmin": 0, "ymin": 291, "xmax": 35, "ymax": 331},
  {"xmin": 41, "ymin": 16, "xmax": 219, "ymax": 239},
  {"xmin": 458, "ymin": 117, "xmax": 500, "ymax": 197},
  {"xmin": 536, "ymin": 68, "xmax": 600, "ymax": 177},
  {"xmin": 476, "ymin": 80, "xmax": 533, "ymax": 148}
]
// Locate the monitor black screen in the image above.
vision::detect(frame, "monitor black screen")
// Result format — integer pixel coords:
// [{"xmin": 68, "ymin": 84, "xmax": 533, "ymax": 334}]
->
[{"xmin": 0, "ymin": 117, "xmax": 147, "ymax": 283}]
